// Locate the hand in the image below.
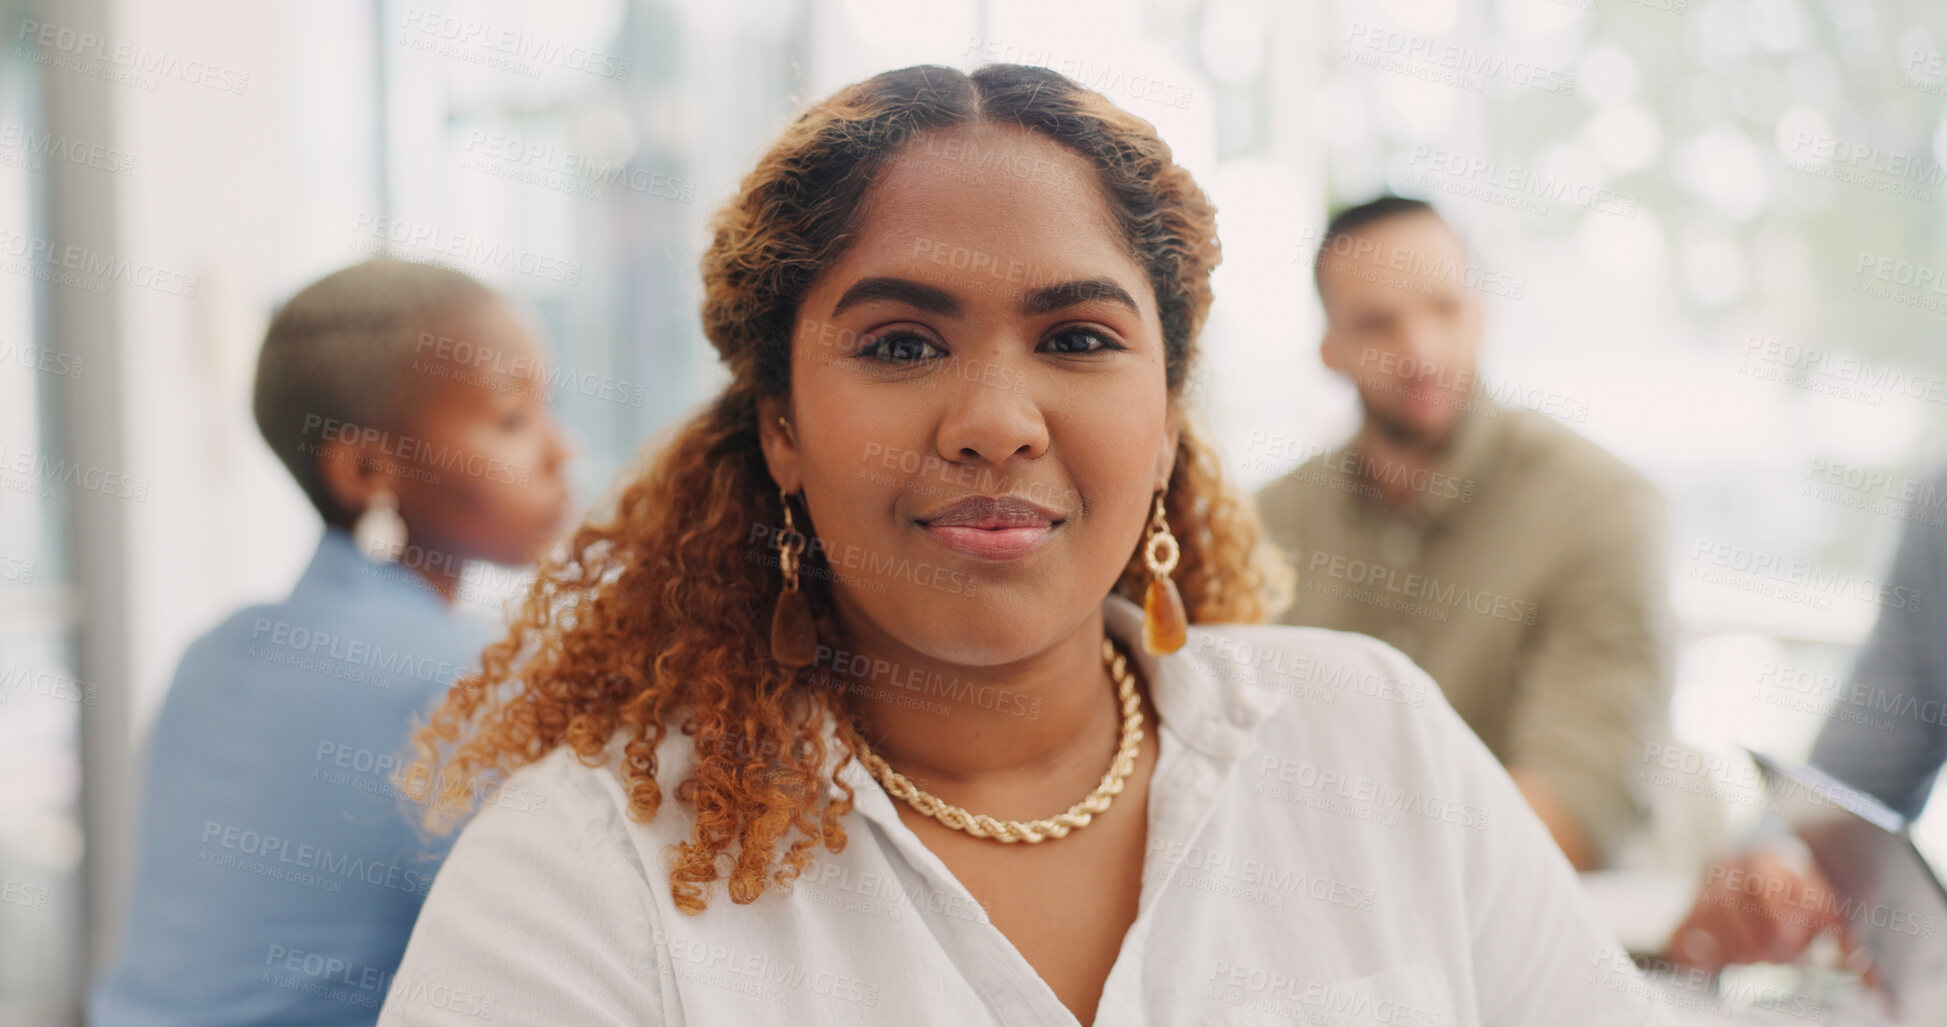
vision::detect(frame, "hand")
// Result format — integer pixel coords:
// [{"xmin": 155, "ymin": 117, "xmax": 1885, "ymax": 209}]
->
[{"xmin": 1665, "ymin": 843, "xmax": 1845, "ymax": 974}]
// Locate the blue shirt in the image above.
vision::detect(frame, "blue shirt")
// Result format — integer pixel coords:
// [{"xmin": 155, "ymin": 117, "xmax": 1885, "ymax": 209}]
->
[{"xmin": 91, "ymin": 529, "xmax": 499, "ymax": 1026}]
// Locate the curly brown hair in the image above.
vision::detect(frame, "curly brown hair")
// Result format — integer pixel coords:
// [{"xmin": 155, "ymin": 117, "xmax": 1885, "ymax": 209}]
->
[{"xmin": 401, "ymin": 63, "xmax": 1285, "ymax": 915}]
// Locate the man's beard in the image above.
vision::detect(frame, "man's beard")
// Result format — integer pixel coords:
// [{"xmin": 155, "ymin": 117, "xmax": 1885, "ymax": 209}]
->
[{"xmin": 1366, "ymin": 401, "xmax": 1453, "ymax": 456}]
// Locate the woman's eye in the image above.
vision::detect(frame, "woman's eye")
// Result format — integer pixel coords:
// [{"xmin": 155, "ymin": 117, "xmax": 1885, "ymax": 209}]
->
[
  {"xmin": 501, "ymin": 409, "xmax": 528, "ymax": 430},
  {"xmin": 1043, "ymin": 327, "xmax": 1121, "ymax": 355},
  {"xmin": 858, "ymin": 331, "xmax": 943, "ymax": 363}
]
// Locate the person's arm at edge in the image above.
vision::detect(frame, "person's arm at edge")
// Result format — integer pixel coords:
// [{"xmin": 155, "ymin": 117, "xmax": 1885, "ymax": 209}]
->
[{"xmin": 1808, "ymin": 498, "xmax": 1947, "ymax": 820}]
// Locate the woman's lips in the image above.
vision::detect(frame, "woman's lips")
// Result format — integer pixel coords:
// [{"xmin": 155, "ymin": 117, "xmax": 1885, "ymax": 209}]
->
[
  {"xmin": 922, "ymin": 523, "xmax": 1053, "ymax": 561},
  {"xmin": 917, "ymin": 494, "xmax": 1064, "ymax": 561}
]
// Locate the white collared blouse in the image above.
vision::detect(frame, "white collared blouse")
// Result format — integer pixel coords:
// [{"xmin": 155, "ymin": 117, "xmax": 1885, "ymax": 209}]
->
[{"xmin": 379, "ymin": 592, "xmax": 1668, "ymax": 1026}]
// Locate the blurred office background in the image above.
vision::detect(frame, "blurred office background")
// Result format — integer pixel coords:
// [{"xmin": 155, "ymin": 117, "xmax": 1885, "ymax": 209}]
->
[{"xmin": 5, "ymin": 0, "xmax": 1947, "ymax": 1020}]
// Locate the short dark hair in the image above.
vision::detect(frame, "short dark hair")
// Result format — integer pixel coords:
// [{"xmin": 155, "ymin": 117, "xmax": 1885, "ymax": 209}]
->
[
  {"xmin": 1312, "ymin": 195, "xmax": 1440, "ymax": 297},
  {"xmin": 251, "ymin": 258, "xmax": 494, "ymax": 527}
]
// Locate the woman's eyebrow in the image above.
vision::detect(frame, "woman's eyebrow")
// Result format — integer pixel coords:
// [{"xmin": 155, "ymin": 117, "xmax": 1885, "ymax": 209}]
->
[
  {"xmin": 831, "ymin": 277, "xmax": 962, "ymax": 317},
  {"xmin": 830, "ymin": 275, "xmax": 1142, "ymax": 320},
  {"xmin": 1021, "ymin": 278, "xmax": 1140, "ymax": 316}
]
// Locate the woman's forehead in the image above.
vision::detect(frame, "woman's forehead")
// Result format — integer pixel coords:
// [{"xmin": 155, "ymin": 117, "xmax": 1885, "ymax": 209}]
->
[{"xmin": 810, "ymin": 124, "xmax": 1150, "ymax": 313}]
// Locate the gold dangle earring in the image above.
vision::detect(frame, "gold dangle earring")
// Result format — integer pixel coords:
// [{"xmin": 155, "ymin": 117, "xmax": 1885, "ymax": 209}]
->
[
  {"xmin": 1141, "ymin": 491, "xmax": 1187, "ymax": 655},
  {"xmin": 770, "ymin": 482, "xmax": 819, "ymax": 667}
]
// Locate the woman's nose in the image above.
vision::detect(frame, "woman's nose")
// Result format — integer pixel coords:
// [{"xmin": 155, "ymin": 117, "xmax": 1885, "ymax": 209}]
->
[
  {"xmin": 931, "ymin": 352, "xmax": 1049, "ymax": 467},
  {"xmin": 545, "ymin": 413, "xmax": 580, "ymax": 471}
]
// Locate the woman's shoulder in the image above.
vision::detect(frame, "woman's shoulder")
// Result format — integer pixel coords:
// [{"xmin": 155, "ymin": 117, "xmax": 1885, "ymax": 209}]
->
[
  {"xmin": 165, "ymin": 590, "xmax": 490, "ymax": 706},
  {"xmin": 439, "ymin": 739, "xmax": 682, "ymax": 911},
  {"xmin": 1174, "ymin": 619, "xmax": 1479, "ymax": 777},
  {"xmin": 1185, "ymin": 616, "xmax": 1420, "ymax": 667},
  {"xmin": 385, "ymin": 742, "xmax": 672, "ymax": 1023},
  {"xmin": 1180, "ymin": 618, "xmax": 1442, "ymax": 719},
  {"xmin": 1178, "ymin": 620, "xmax": 1524, "ymax": 857},
  {"xmin": 495, "ymin": 736, "xmax": 649, "ymax": 819},
  {"xmin": 485, "ymin": 730, "xmax": 702, "ymax": 846}
]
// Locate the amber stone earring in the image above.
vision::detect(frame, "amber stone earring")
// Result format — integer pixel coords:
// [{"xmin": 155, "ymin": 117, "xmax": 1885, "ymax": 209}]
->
[
  {"xmin": 770, "ymin": 483, "xmax": 819, "ymax": 667},
  {"xmin": 1141, "ymin": 491, "xmax": 1187, "ymax": 655}
]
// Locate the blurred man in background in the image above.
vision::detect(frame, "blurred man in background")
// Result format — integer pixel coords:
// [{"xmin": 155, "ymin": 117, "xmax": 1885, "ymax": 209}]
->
[{"xmin": 1254, "ymin": 196, "xmax": 1672, "ymax": 870}]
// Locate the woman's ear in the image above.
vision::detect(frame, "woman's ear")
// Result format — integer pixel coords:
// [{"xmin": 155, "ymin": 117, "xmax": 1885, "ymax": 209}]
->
[
  {"xmin": 1154, "ymin": 408, "xmax": 1182, "ymax": 491},
  {"xmin": 316, "ymin": 436, "xmax": 395, "ymax": 520},
  {"xmin": 755, "ymin": 394, "xmax": 802, "ymax": 493},
  {"xmin": 1319, "ymin": 331, "xmax": 1346, "ymax": 373}
]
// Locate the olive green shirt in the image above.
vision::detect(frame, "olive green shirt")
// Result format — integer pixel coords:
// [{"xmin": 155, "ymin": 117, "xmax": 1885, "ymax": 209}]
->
[{"xmin": 1253, "ymin": 402, "xmax": 1672, "ymax": 866}]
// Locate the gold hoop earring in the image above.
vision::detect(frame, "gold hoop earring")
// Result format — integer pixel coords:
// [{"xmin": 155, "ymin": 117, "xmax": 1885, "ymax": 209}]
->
[
  {"xmin": 1141, "ymin": 491, "xmax": 1186, "ymax": 655},
  {"xmin": 770, "ymin": 485, "xmax": 819, "ymax": 667}
]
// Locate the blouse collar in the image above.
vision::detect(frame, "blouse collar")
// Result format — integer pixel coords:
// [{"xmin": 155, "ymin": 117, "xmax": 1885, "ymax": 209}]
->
[{"xmin": 832, "ymin": 590, "xmax": 1283, "ymax": 824}]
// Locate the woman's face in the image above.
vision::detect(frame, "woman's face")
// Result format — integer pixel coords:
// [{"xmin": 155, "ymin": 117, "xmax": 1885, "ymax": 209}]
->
[
  {"xmin": 392, "ymin": 297, "xmax": 575, "ymax": 567},
  {"xmin": 760, "ymin": 121, "xmax": 1178, "ymax": 667}
]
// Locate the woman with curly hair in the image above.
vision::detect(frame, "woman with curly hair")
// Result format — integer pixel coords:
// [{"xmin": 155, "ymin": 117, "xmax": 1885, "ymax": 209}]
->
[{"xmin": 379, "ymin": 64, "xmax": 1665, "ymax": 1026}]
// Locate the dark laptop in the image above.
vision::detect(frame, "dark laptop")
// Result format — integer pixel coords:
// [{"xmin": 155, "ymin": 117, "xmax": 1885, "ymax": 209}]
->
[{"xmin": 1746, "ymin": 747, "xmax": 1947, "ymax": 1016}]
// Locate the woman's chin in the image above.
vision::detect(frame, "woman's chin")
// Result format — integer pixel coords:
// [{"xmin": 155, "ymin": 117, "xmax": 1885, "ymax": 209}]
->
[{"xmin": 846, "ymin": 594, "xmax": 1081, "ymax": 668}]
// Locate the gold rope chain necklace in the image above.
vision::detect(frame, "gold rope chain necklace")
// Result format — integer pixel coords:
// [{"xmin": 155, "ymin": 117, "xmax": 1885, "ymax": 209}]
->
[{"xmin": 853, "ymin": 636, "xmax": 1145, "ymax": 843}]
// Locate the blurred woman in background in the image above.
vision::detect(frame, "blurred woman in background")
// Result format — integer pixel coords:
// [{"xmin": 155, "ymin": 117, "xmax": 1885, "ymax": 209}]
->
[{"xmin": 90, "ymin": 258, "xmax": 572, "ymax": 1026}]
